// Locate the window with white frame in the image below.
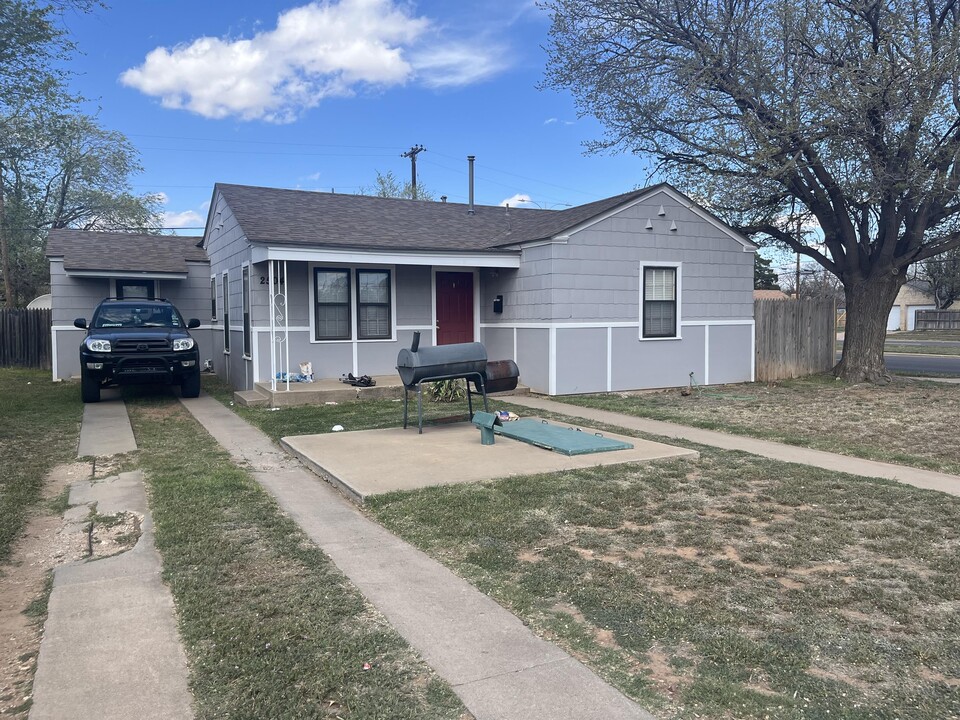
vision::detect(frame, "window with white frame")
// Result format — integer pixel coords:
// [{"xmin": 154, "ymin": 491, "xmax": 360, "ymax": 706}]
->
[
  {"xmin": 642, "ymin": 266, "xmax": 678, "ymax": 338},
  {"xmin": 314, "ymin": 268, "xmax": 351, "ymax": 340},
  {"xmin": 357, "ymin": 270, "xmax": 391, "ymax": 339}
]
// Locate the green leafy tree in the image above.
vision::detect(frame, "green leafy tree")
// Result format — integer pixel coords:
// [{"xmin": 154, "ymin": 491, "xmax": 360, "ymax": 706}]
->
[
  {"xmin": 543, "ymin": 0, "xmax": 960, "ymax": 382},
  {"xmin": 754, "ymin": 255, "xmax": 780, "ymax": 291},
  {"xmin": 0, "ymin": 0, "xmax": 157, "ymax": 307}
]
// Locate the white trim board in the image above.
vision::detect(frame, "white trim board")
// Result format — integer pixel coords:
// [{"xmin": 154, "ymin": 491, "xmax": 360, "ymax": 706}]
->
[
  {"xmin": 64, "ymin": 270, "xmax": 187, "ymax": 279},
  {"xmin": 480, "ymin": 319, "xmax": 752, "ymax": 330},
  {"xmin": 252, "ymin": 245, "xmax": 520, "ymax": 268}
]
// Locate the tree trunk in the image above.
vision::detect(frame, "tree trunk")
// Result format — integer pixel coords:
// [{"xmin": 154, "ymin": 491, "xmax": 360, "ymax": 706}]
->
[{"xmin": 835, "ymin": 273, "xmax": 903, "ymax": 383}]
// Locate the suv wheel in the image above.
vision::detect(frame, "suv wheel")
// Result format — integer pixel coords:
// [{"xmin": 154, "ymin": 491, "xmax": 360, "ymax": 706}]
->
[
  {"xmin": 181, "ymin": 370, "xmax": 201, "ymax": 398},
  {"xmin": 81, "ymin": 370, "xmax": 101, "ymax": 403}
]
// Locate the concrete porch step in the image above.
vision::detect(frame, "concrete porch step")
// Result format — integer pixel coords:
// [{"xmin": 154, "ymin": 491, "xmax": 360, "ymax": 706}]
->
[{"xmin": 234, "ymin": 389, "xmax": 271, "ymax": 407}]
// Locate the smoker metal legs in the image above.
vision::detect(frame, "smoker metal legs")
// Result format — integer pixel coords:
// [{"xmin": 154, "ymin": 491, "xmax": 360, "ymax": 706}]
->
[{"xmin": 401, "ymin": 373, "xmax": 488, "ymax": 434}]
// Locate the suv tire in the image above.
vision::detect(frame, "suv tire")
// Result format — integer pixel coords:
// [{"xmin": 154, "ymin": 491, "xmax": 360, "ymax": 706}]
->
[
  {"xmin": 181, "ymin": 370, "xmax": 201, "ymax": 398},
  {"xmin": 81, "ymin": 370, "xmax": 101, "ymax": 403}
]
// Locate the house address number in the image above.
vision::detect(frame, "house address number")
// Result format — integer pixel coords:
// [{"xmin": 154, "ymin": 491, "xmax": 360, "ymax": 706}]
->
[{"xmin": 259, "ymin": 276, "xmax": 285, "ymax": 285}]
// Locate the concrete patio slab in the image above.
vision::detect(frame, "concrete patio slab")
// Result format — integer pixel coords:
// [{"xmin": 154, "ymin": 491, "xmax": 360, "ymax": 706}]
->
[{"xmin": 281, "ymin": 419, "xmax": 698, "ymax": 502}]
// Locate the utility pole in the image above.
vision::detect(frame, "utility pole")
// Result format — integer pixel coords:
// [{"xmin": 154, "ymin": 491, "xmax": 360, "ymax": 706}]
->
[{"xmin": 401, "ymin": 144, "xmax": 425, "ymax": 199}]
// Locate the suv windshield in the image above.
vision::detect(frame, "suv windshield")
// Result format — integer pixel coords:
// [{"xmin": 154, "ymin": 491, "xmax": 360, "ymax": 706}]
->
[{"xmin": 92, "ymin": 303, "xmax": 185, "ymax": 329}]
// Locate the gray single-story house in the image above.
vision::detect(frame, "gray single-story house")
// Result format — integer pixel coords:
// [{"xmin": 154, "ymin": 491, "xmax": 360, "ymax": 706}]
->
[
  {"xmin": 48, "ymin": 182, "xmax": 757, "ymax": 395},
  {"xmin": 46, "ymin": 230, "xmax": 211, "ymax": 381}
]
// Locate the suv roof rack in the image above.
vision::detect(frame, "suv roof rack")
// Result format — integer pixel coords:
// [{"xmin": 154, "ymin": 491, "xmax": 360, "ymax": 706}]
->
[{"xmin": 98, "ymin": 297, "xmax": 171, "ymax": 303}]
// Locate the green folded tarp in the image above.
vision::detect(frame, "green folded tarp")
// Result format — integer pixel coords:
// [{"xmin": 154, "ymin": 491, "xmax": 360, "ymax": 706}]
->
[{"xmin": 494, "ymin": 419, "xmax": 633, "ymax": 456}]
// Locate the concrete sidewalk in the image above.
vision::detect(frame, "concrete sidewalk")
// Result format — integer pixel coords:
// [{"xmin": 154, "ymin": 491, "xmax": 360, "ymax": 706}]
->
[
  {"xmin": 181, "ymin": 394, "xmax": 654, "ymax": 720},
  {"xmin": 507, "ymin": 395, "xmax": 960, "ymax": 497},
  {"xmin": 30, "ymin": 404, "xmax": 193, "ymax": 720}
]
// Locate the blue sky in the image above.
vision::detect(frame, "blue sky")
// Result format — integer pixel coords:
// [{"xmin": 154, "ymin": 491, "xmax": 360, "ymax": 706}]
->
[{"xmin": 61, "ymin": 0, "xmax": 656, "ymax": 232}]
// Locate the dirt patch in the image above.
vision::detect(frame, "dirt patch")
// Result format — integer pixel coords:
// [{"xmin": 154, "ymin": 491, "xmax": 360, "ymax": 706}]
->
[
  {"xmin": 90, "ymin": 512, "xmax": 143, "ymax": 558},
  {"xmin": 0, "ymin": 462, "xmax": 90, "ymax": 718},
  {"xmin": 551, "ymin": 602, "xmax": 622, "ymax": 651},
  {"xmin": 807, "ymin": 665, "xmax": 872, "ymax": 692},
  {"xmin": 777, "ymin": 576, "xmax": 805, "ymax": 590},
  {"xmin": 918, "ymin": 666, "xmax": 960, "ymax": 688},
  {"xmin": 642, "ymin": 644, "xmax": 688, "ymax": 698},
  {"xmin": 639, "ymin": 546, "xmax": 700, "ymax": 560}
]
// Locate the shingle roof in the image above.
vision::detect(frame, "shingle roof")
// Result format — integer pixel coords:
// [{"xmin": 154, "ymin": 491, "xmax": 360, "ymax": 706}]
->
[
  {"xmin": 213, "ymin": 183, "xmax": 657, "ymax": 252},
  {"xmin": 46, "ymin": 230, "xmax": 207, "ymax": 273}
]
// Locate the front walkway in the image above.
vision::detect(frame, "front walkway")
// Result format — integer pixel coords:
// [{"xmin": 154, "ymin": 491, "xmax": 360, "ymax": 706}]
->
[
  {"xmin": 30, "ymin": 400, "xmax": 193, "ymax": 720},
  {"xmin": 180, "ymin": 394, "xmax": 655, "ymax": 720},
  {"xmin": 507, "ymin": 395, "xmax": 960, "ymax": 497}
]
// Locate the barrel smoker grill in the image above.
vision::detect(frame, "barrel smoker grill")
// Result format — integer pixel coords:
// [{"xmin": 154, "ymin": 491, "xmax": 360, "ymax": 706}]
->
[{"xmin": 397, "ymin": 332, "xmax": 520, "ymax": 433}]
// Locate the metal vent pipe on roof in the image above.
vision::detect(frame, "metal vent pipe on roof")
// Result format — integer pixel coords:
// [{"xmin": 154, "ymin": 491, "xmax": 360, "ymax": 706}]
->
[{"xmin": 467, "ymin": 155, "xmax": 475, "ymax": 215}]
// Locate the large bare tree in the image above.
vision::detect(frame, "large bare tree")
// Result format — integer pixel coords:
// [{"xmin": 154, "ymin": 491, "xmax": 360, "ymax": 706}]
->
[{"xmin": 543, "ymin": 0, "xmax": 960, "ymax": 382}]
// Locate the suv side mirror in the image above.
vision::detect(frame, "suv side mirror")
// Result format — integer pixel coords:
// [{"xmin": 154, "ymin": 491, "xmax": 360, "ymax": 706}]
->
[
  {"xmin": 73, "ymin": 318, "xmax": 87, "ymax": 329},
  {"xmin": 187, "ymin": 318, "xmax": 200, "ymax": 329}
]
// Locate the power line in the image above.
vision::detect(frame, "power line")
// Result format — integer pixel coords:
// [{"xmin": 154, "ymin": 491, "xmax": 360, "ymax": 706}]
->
[
  {"xmin": 128, "ymin": 133, "xmax": 399, "ymax": 150},
  {"xmin": 426, "ymin": 149, "xmax": 607, "ymax": 200},
  {"xmin": 137, "ymin": 146, "xmax": 395, "ymax": 158}
]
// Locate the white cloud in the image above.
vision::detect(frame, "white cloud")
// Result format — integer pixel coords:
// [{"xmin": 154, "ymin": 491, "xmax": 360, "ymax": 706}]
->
[
  {"xmin": 411, "ymin": 40, "xmax": 510, "ymax": 88},
  {"xmin": 121, "ymin": 0, "xmax": 510, "ymax": 122},
  {"xmin": 543, "ymin": 117, "xmax": 557, "ymax": 125},
  {"xmin": 499, "ymin": 193, "xmax": 533, "ymax": 207},
  {"xmin": 163, "ymin": 209, "xmax": 205, "ymax": 228}
]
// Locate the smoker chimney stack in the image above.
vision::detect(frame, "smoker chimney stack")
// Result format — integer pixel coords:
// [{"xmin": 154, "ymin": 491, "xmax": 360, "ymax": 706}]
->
[{"xmin": 467, "ymin": 155, "xmax": 475, "ymax": 215}]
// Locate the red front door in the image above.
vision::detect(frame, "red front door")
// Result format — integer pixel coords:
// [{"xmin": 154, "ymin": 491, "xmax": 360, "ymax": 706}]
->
[{"xmin": 436, "ymin": 271, "xmax": 474, "ymax": 345}]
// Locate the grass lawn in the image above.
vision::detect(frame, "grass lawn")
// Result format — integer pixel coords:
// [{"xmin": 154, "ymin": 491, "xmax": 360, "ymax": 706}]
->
[
  {"xmin": 884, "ymin": 344, "xmax": 960, "ymax": 356},
  {"xmin": 126, "ymin": 388, "xmax": 466, "ymax": 720},
  {"xmin": 204, "ymin": 373, "xmax": 960, "ymax": 718},
  {"xmin": 554, "ymin": 375, "xmax": 960, "ymax": 476},
  {"xmin": 367, "ymin": 452, "xmax": 960, "ymax": 720},
  {"xmin": 0, "ymin": 370, "xmax": 82, "ymax": 562},
  {"xmin": 888, "ymin": 330, "xmax": 960, "ymax": 341}
]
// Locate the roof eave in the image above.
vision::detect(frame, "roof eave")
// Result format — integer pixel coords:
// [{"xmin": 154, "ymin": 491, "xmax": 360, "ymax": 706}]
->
[
  {"xmin": 250, "ymin": 244, "xmax": 520, "ymax": 269},
  {"xmin": 62, "ymin": 269, "xmax": 190, "ymax": 279}
]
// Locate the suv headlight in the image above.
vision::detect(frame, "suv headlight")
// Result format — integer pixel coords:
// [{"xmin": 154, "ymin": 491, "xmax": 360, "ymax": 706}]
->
[
  {"xmin": 173, "ymin": 338, "xmax": 195, "ymax": 351},
  {"xmin": 85, "ymin": 338, "xmax": 111, "ymax": 352}
]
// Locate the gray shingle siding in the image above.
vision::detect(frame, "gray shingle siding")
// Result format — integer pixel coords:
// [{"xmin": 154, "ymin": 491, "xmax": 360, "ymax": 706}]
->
[
  {"xmin": 509, "ymin": 190, "xmax": 754, "ymax": 324},
  {"xmin": 396, "ymin": 266, "xmax": 432, "ymax": 326}
]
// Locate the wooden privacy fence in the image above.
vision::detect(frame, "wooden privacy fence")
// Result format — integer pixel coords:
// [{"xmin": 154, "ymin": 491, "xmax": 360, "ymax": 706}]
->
[
  {"xmin": 755, "ymin": 298, "xmax": 836, "ymax": 382},
  {"xmin": 0, "ymin": 308, "xmax": 52, "ymax": 369},
  {"xmin": 915, "ymin": 310, "xmax": 960, "ymax": 330}
]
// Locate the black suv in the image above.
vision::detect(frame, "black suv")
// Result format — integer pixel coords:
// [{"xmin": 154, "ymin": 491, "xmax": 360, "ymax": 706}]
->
[{"xmin": 74, "ymin": 298, "xmax": 202, "ymax": 403}]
